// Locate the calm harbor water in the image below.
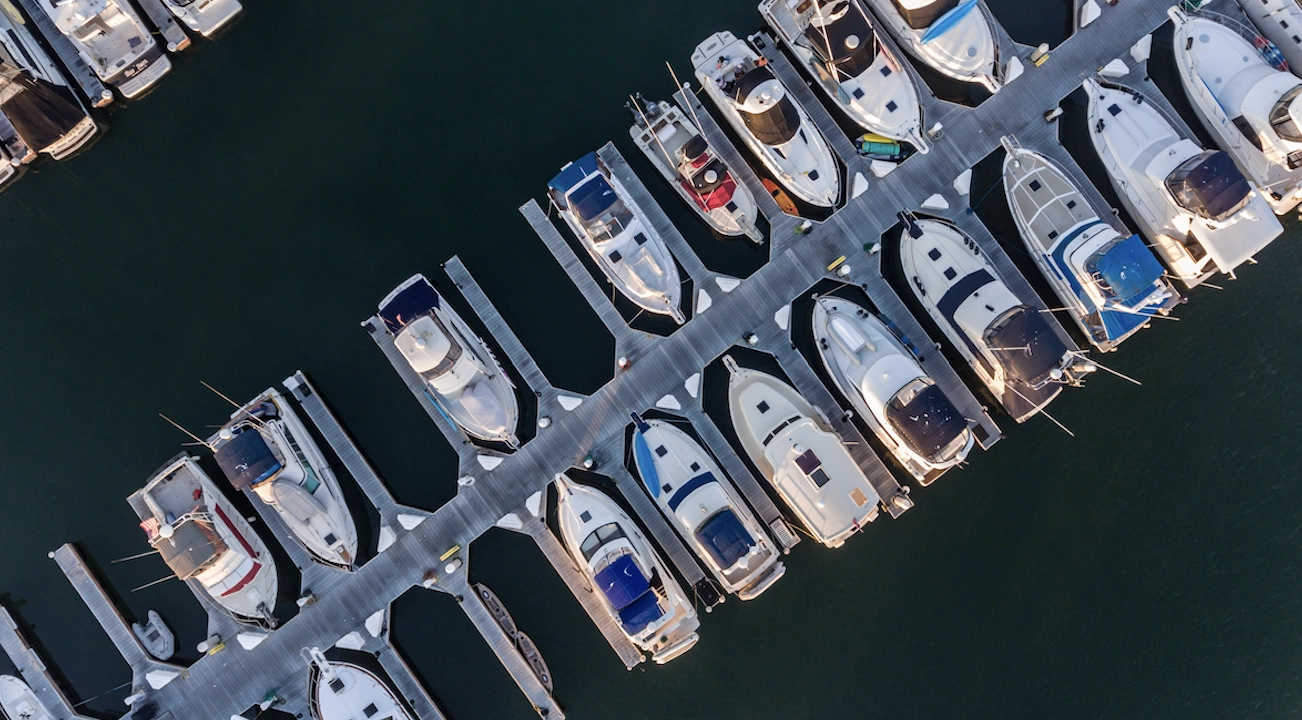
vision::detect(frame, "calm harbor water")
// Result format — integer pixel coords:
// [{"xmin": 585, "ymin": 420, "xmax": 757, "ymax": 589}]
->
[{"xmin": 3, "ymin": 1, "xmax": 1302, "ymax": 718}]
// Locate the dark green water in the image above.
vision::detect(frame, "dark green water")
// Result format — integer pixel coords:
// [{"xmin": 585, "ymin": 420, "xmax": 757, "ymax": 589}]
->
[{"xmin": 3, "ymin": 2, "xmax": 1302, "ymax": 718}]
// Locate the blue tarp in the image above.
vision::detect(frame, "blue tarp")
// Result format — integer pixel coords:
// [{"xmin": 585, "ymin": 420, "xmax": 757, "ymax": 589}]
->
[
  {"xmin": 546, "ymin": 152, "xmax": 599, "ymax": 195},
  {"xmin": 568, "ymin": 175, "xmax": 617, "ymax": 223},
  {"xmin": 214, "ymin": 429, "xmax": 282, "ymax": 491},
  {"xmin": 595, "ymin": 554, "xmax": 651, "ymax": 610},
  {"xmin": 694, "ymin": 509, "xmax": 755, "ymax": 569},
  {"xmin": 378, "ymin": 275, "xmax": 440, "ymax": 333},
  {"xmin": 617, "ymin": 592, "xmax": 663, "ymax": 635},
  {"xmin": 1091, "ymin": 234, "xmax": 1165, "ymax": 306},
  {"xmin": 921, "ymin": 0, "xmax": 978, "ymax": 44}
]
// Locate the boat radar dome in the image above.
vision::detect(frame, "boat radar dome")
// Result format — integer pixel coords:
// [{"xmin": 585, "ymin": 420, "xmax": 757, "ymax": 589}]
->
[
  {"xmin": 159, "ymin": 523, "xmax": 175, "ymax": 539},
  {"xmin": 414, "ymin": 336, "xmax": 428, "ymax": 349},
  {"xmin": 845, "ymin": 34, "xmax": 860, "ymax": 51},
  {"xmin": 705, "ymin": 169, "xmax": 718, "ymax": 184},
  {"xmin": 218, "ymin": 427, "xmax": 234, "ymax": 441}
]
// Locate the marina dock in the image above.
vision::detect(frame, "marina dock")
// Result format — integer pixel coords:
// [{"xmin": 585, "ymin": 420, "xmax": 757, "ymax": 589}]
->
[{"xmin": 1, "ymin": 2, "xmax": 1237, "ymax": 719}]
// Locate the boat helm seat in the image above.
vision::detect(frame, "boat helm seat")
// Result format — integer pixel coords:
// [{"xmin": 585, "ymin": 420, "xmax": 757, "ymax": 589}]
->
[{"xmin": 829, "ymin": 313, "xmax": 874, "ymax": 359}]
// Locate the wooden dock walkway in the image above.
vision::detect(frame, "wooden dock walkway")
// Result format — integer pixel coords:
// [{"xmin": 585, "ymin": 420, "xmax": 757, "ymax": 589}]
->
[
  {"xmin": 133, "ymin": 0, "xmax": 191, "ymax": 52},
  {"xmin": 50, "ymin": 545, "xmax": 187, "ymax": 695},
  {"xmin": 0, "ymin": 607, "xmax": 97, "ymax": 720},
  {"xmin": 435, "ymin": 570, "xmax": 563, "ymax": 718}
]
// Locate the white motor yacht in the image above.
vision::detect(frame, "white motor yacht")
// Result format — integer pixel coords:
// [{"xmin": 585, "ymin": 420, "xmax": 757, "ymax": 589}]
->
[
  {"xmin": 1084, "ymin": 79, "xmax": 1283, "ymax": 287},
  {"xmin": 133, "ymin": 454, "xmax": 278, "ymax": 625},
  {"xmin": 628, "ymin": 96, "xmax": 763, "ymax": 242},
  {"xmin": 307, "ymin": 648, "xmax": 412, "ymax": 720},
  {"xmin": 554, "ymin": 475, "xmax": 700, "ymax": 663},
  {"xmin": 692, "ymin": 31, "xmax": 841, "ymax": 207},
  {"xmin": 1234, "ymin": 0, "xmax": 1302, "ymax": 77},
  {"xmin": 866, "ymin": 0, "xmax": 1001, "ymax": 92},
  {"xmin": 1170, "ymin": 7, "xmax": 1302, "ymax": 214},
  {"xmin": 811, "ymin": 296, "xmax": 974, "ymax": 484},
  {"xmin": 0, "ymin": 5, "xmax": 97, "ymax": 160},
  {"xmin": 723, "ymin": 356, "xmax": 882, "ymax": 548},
  {"xmin": 897, "ymin": 214, "xmax": 1090, "ymax": 423},
  {"xmin": 42, "ymin": 0, "xmax": 171, "ymax": 99},
  {"xmin": 1001, "ymin": 139, "xmax": 1181, "ymax": 352},
  {"xmin": 0, "ymin": 675, "xmax": 52, "ymax": 720},
  {"xmin": 761, "ymin": 0, "xmax": 929, "ymax": 151},
  {"xmin": 630, "ymin": 414, "xmax": 785, "ymax": 600},
  {"xmin": 548, "ymin": 151, "xmax": 687, "ymax": 323},
  {"xmin": 212, "ymin": 389, "xmax": 358, "ymax": 569},
  {"xmin": 162, "ymin": 0, "xmax": 241, "ymax": 38},
  {"xmin": 377, "ymin": 274, "xmax": 521, "ymax": 446}
]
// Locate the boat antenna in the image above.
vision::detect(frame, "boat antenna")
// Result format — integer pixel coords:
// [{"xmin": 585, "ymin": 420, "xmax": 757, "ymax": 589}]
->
[
  {"xmin": 1008, "ymin": 385, "xmax": 1075, "ymax": 437},
  {"xmin": 158, "ymin": 413, "xmax": 214, "ymax": 450},
  {"xmin": 628, "ymin": 95, "xmax": 679, "ymax": 178},
  {"xmin": 1068, "ymin": 350, "xmax": 1142, "ymax": 386},
  {"xmin": 201, "ymin": 381, "xmax": 268, "ymax": 429},
  {"xmin": 666, "ymin": 61, "xmax": 704, "ymax": 127},
  {"xmin": 130, "ymin": 575, "xmax": 176, "ymax": 593}
]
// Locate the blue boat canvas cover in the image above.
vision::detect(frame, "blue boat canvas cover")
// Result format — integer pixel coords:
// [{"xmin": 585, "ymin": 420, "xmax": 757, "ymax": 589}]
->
[
  {"xmin": 694, "ymin": 509, "xmax": 755, "ymax": 569},
  {"xmin": 594, "ymin": 554, "xmax": 663, "ymax": 634},
  {"xmin": 215, "ymin": 429, "xmax": 283, "ymax": 490},
  {"xmin": 1087, "ymin": 233, "xmax": 1165, "ymax": 339},
  {"xmin": 547, "ymin": 152, "xmax": 606, "ymax": 217},
  {"xmin": 379, "ymin": 276, "xmax": 440, "ymax": 334}
]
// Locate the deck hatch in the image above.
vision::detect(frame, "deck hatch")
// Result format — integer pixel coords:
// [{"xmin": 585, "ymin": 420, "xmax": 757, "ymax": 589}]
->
[
  {"xmin": 609, "ymin": 250, "xmax": 622, "ymax": 263},
  {"xmin": 654, "ymin": 445, "xmax": 668, "ymax": 457},
  {"xmin": 927, "ymin": 248, "xmax": 941, "ymax": 261}
]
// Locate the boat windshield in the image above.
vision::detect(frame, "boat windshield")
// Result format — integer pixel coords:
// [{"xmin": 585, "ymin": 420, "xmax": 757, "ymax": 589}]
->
[
  {"xmin": 1164, "ymin": 150, "xmax": 1252, "ymax": 222},
  {"xmin": 892, "ymin": 0, "xmax": 960, "ymax": 29},
  {"xmin": 885, "ymin": 379, "xmax": 969, "ymax": 462},
  {"xmin": 579, "ymin": 522, "xmax": 626, "ymax": 561},
  {"xmin": 1268, "ymin": 85, "xmax": 1302, "ymax": 142},
  {"xmin": 983, "ymin": 306, "xmax": 1069, "ymax": 388},
  {"xmin": 803, "ymin": 0, "xmax": 879, "ymax": 78},
  {"xmin": 570, "ymin": 176, "xmax": 635, "ymax": 242}
]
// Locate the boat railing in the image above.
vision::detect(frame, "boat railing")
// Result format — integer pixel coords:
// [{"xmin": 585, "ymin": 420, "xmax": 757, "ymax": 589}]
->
[{"xmin": 1179, "ymin": 6, "xmax": 1287, "ymax": 70}]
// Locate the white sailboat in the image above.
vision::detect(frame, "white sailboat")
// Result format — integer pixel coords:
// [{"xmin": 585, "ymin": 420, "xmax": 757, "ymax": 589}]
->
[
  {"xmin": 629, "ymin": 414, "xmax": 785, "ymax": 600},
  {"xmin": 1001, "ymin": 139, "xmax": 1181, "ymax": 352},
  {"xmin": 0, "ymin": 4, "xmax": 97, "ymax": 161},
  {"xmin": 723, "ymin": 356, "xmax": 883, "ymax": 548},
  {"xmin": 628, "ymin": 96, "xmax": 763, "ymax": 242},
  {"xmin": 554, "ymin": 475, "xmax": 700, "ymax": 663},
  {"xmin": 1084, "ymin": 78, "xmax": 1283, "ymax": 287},
  {"xmin": 865, "ymin": 0, "xmax": 1001, "ymax": 92},
  {"xmin": 548, "ymin": 151, "xmax": 686, "ymax": 323},
  {"xmin": 377, "ymin": 274, "xmax": 522, "ymax": 445},
  {"xmin": 40, "ymin": 0, "xmax": 171, "ymax": 99},
  {"xmin": 1169, "ymin": 6, "xmax": 1302, "ymax": 214},
  {"xmin": 760, "ymin": 0, "xmax": 929, "ymax": 150},
  {"xmin": 897, "ymin": 214, "xmax": 1089, "ymax": 423},
  {"xmin": 212, "ymin": 389, "xmax": 359, "ymax": 569},
  {"xmin": 134, "ymin": 454, "xmax": 279, "ymax": 625},
  {"xmin": 811, "ymin": 295, "xmax": 974, "ymax": 483},
  {"xmin": 692, "ymin": 31, "xmax": 841, "ymax": 207}
]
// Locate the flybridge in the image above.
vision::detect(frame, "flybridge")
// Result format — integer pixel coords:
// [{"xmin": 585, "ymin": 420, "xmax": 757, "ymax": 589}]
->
[{"xmin": 1, "ymin": 2, "xmax": 1266, "ymax": 720}]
